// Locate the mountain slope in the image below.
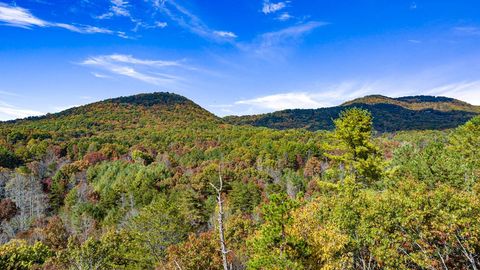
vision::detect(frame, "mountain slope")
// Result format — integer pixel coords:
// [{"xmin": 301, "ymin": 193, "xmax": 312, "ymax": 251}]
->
[
  {"xmin": 225, "ymin": 95, "xmax": 479, "ymax": 132},
  {"xmin": 3, "ymin": 92, "xmax": 220, "ymax": 132},
  {"xmin": 342, "ymin": 95, "xmax": 480, "ymax": 113}
]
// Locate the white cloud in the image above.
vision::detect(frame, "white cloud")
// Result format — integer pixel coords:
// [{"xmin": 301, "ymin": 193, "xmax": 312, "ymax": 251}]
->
[
  {"xmin": 0, "ymin": 101, "xmax": 43, "ymax": 121},
  {"xmin": 0, "ymin": 3, "xmax": 121, "ymax": 36},
  {"xmin": 277, "ymin": 12, "xmax": 293, "ymax": 21},
  {"xmin": 261, "ymin": 21, "xmax": 327, "ymax": 42},
  {"xmin": 0, "ymin": 3, "xmax": 47, "ymax": 27},
  {"xmin": 236, "ymin": 92, "xmax": 322, "ymax": 110},
  {"xmin": 262, "ymin": 1, "xmax": 288, "ymax": 14},
  {"xmin": 53, "ymin": 23, "xmax": 114, "ymax": 34},
  {"xmin": 453, "ymin": 26, "xmax": 480, "ymax": 36},
  {"xmin": 151, "ymin": 0, "xmax": 236, "ymax": 42},
  {"xmin": 0, "ymin": 90, "xmax": 22, "ymax": 97},
  {"xmin": 97, "ymin": 0, "xmax": 130, "ymax": 19},
  {"xmin": 155, "ymin": 21, "xmax": 167, "ymax": 28},
  {"xmin": 214, "ymin": 31, "xmax": 237, "ymax": 38},
  {"xmin": 83, "ymin": 54, "xmax": 183, "ymax": 67},
  {"xmin": 91, "ymin": 72, "xmax": 111, "ymax": 78},
  {"xmin": 424, "ymin": 81, "xmax": 480, "ymax": 105},
  {"xmin": 239, "ymin": 21, "xmax": 328, "ymax": 59},
  {"xmin": 80, "ymin": 54, "xmax": 191, "ymax": 85},
  {"xmin": 53, "ymin": 104, "xmax": 83, "ymax": 112},
  {"xmin": 408, "ymin": 39, "xmax": 422, "ymax": 43},
  {"xmin": 229, "ymin": 82, "xmax": 377, "ymax": 115},
  {"xmin": 109, "ymin": 66, "xmax": 168, "ymax": 85}
]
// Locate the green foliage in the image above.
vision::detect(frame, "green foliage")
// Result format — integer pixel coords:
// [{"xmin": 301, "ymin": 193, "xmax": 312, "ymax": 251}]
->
[
  {"xmin": 127, "ymin": 195, "xmax": 191, "ymax": 262},
  {"xmin": 164, "ymin": 232, "xmax": 223, "ymax": 270},
  {"xmin": 59, "ymin": 229, "xmax": 150, "ymax": 270},
  {"xmin": 0, "ymin": 146, "xmax": 22, "ymax": 169},
  {"xmin": 229, "ymin": 181, "xmax": 261, "ymax": 214},
  {"xmin": 80, "ymin": 161, "xmax": 171, "ymax": 224},
  {"xmin": 0, "ymin": 240, "xmax": 52, "ymax": 270},
  {"xmin": 247, "ymin": 193, "xmax": 304, "ymax": 270},
  {"xmin": 327, "ymin": 108, "xmax": 384, "ymax": 184},
  {"xmin": 131, "ymin": 149, "xmax": 154, "ymax": 165}
]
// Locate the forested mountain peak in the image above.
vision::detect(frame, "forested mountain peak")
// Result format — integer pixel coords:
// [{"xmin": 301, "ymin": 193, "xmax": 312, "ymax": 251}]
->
[
  {"xmin": 101, "ymin": 92, "xmax": 194, "ymax": 107},
  {"xmin": 342, "ymin": 94, "xmax": 479, "ymax": 113},
  {"xmin": 3, "ymin": 92, "xmax": 219, "ymax": 126}
]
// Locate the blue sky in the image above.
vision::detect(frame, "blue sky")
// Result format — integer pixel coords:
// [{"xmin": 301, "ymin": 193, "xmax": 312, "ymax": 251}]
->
[{"xmin": 1, "ymin": 0, "xmax": 480, "ymax": 120}]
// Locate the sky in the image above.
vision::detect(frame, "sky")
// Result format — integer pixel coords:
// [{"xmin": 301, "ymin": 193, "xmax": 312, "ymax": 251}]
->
[{"xmin": 1, "ymin": 0, "xmax": 480, "ymax": 120}]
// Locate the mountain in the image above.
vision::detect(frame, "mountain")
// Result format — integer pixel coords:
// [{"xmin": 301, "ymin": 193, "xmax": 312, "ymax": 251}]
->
[
  {"xmin": 3, "ymin": 92, "xmax": 220, "ymax": 133},
  {"xmin": 224, "ymin": 95, "xmax": 479, "ymax": 132},
  {"xmin": 342, "ymin": 95, "xmax": 480, "ymax": 113}
]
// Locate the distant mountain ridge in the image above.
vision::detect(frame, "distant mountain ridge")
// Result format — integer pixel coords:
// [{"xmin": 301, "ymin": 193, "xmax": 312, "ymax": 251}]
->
[
  {"xmin": 225, "ymin": 95, "xmax": 479, "ymax": 132},
  {"xmin": 342, "ymin": 95, "xmax": 480, "ymax": 113}
]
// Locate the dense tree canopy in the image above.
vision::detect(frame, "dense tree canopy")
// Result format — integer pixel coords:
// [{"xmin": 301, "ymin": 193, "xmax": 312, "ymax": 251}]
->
[{"xmin": 0, "ymin": 93, "xmax": 479, "ymax": 269}]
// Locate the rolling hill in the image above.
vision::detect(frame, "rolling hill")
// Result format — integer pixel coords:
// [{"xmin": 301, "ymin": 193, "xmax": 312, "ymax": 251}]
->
[
  {"xmin": 2, "ymin": 92, "xmax": 220, "ymax": 136},
  {"xmin": 1, "ymin": 92, "xmax": 480, "ymax": 269},
  {"xmin": 225, "ymin": 95, "xmax": 479, "ymax": 132}
]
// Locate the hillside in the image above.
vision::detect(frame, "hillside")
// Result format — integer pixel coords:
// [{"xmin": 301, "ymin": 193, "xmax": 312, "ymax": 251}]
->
[
  {"xmin": 1, "ymin": 92, "xmax": 480, "ymax": 269},
  {"xmin": 225, "ymin": 95, "xmax": 479, "ymax": 132},
  {"xmin": 1, "ymin": 92, "xmax": 220, "ymax": 145},
  {"xmin": 342, "ymin": 95, "xmax": 480, "ymax": 113}
]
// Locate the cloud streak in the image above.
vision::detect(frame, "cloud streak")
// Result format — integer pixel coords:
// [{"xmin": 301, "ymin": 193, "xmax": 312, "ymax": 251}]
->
[
  {"xmin": 238, "ymin": 21, "xmax": 329, "ymax": 59},
  {"xmin": 0, "ymin": 3, "xmax": 123, "ymax": 36},
  {"xmin": 97, "ymin": 0, "xmax": 131, "ymax": 19},
  {"xmin": 424, "ymin": 81, "xmax": 480, "ymax": 105},
  {"xmin": 80, "ymin": 54, "xmax": 191, "ymax": 85},
  {"xmin": 262, "ymin": 1, "xmax": 288, "ymax": 14},
  {"xmin": 223, "ymin": 82, "xmax": 377, "ymax": 115},
  {"xmin": 151, "ymin": 0, "xmax": 237, "ymax": 42},
  {"xmin": 0, "ymin": 101, "xmax": 43, "ymax": 121},
  {"xmin": 453, "ymin": 26, "xmax": 480, "ymax": 36}
]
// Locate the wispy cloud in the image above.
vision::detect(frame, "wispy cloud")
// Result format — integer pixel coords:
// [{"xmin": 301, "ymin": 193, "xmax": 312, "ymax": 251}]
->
[
  {"xmin": 236, "ymin": 92, "xmax": 323, "ymax": 110},
  {"xmin": 453, "ymin": 26, "xmax": 480, "ymax": 36},
  {"xmin": 408, "ymin": 39, "xmax": 422, "ymax": 43},
  {"xmin": 239, "ymin": 21, "xmax": 329, "ymax": 59},
  {"xmin": 424, "ymin": 81, "xmax": 480, "ymax": 105},
  {"xmin": 0, "ymin": 3, "xmax": 123, "ymax": 36},
  {"xmin": 0, "ymin": 90, "xmax": 22, "ymax": 97},
  {"xmin": 151, "ymin": 0, "xmax": 236, "ymax": 42},
  {"xmin": 53, "ymin": 104, "xmax": 83, "ymax": 112},
  {"xmin": 214, "ymin": 31, "xmax": 237, "ymax": 38},
  {"xmin": 91, "ymin": 72, "xmax": 111, "ymax": 78},
  {"xmin": 0, "ymin": 3, "xmax": 48, "ymax": 28},
  {"xmin": 219, "ymin": 82, "xmax": 376, "ymax": 115},
  {"xmin": 80, "ymin": 54, "xmax": 191, "ymax": 85},
  {"xmin": 0, "ymin": 100, "xmax": 43, "ymax": 121},
  {"xmin": 262, "ymin": 1, "xmax": 289, "ymax": 14},
  {"xmin": 277, "ymin": 12, "xmax": 293, "ymax": 21},
  {"xmin": 97, "ymin": 0, "xmax": 130, "ymax": 19}
]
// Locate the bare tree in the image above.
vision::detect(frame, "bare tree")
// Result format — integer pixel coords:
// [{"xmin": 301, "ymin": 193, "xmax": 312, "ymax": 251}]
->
[
  {"xmin": 210, "ymin": 173, "xmax": 229, "ymax": 270},
  {"xmin": 1, "ymin": 173, "xmax": 47, "ymax": 243}
]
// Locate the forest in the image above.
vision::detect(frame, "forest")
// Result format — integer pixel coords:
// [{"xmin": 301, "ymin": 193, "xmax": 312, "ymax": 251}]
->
[{"xmin": 0, "ymin": 92, "xmax": 479, "ymax": 269}]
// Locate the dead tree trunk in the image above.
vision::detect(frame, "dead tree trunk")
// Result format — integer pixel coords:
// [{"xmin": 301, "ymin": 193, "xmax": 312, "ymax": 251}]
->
[{"xmin": 210, "ymin": 175, "xmax": 229, "ymax": 270}]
